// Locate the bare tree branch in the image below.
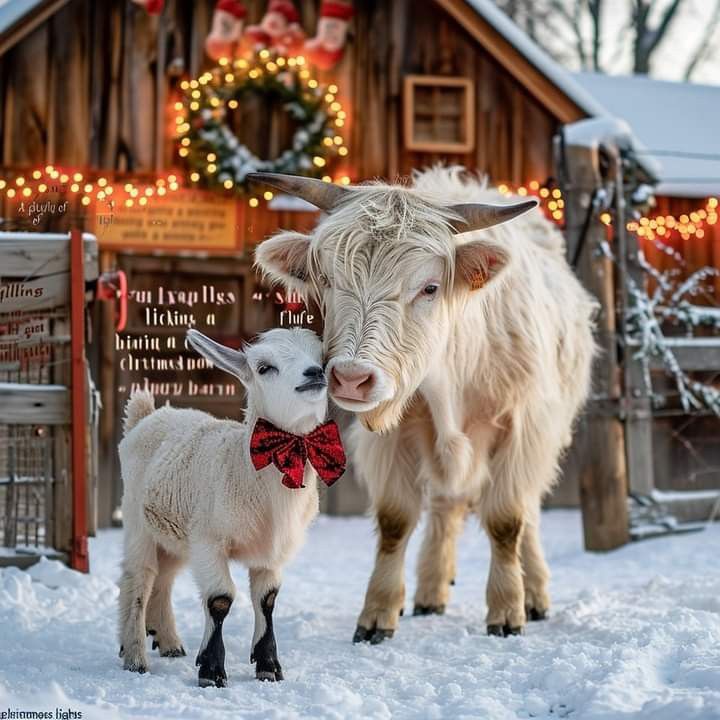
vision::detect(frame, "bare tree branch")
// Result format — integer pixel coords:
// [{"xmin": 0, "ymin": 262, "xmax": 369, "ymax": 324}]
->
[
  {"xmin": 587, "ymin": 0, "xmax": 603, "ymax": 71},
  {"xmin": 684, "ymin": 0, "xmax": 720, "ymax": 80}
]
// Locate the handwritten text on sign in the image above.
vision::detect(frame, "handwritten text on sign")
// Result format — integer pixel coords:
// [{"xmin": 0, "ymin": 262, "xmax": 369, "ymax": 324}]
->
[{"xmin": 91, "ymin": 190, "xmax": 240, "ymax": 251}]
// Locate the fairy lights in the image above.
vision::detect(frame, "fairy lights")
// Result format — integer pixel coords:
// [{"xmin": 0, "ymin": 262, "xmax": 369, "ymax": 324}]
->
[
  {"xmin": 627, "ymin": 198, "xmax": 718, "ymax": 243},
  {"xmin": 0, "ymin": 167, "xmax": 183, "ymax": 209},
  {"xmin": 175, "ymin": 49, "xmax": 351, "ymax": 207}
]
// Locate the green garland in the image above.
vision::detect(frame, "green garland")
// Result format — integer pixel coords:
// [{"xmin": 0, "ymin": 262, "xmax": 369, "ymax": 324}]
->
[{"xmin": 176, "ymin": 52, "xmax": 349, "ymax": 196}]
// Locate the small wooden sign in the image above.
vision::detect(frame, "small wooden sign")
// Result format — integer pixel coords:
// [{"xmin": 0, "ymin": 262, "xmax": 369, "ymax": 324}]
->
[
  {"xmin": 0, "ymin": 274, "xmax": 69, "ymax": 314},
  {"xmin": 90, "ymin": 190, "xmax": 241, "ymax": 252}
]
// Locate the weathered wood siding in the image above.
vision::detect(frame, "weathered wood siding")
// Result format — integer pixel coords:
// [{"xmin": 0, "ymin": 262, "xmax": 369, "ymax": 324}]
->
[{"xmin": 0, "ymin": 0, "xmax": 561, "ymax": 189}]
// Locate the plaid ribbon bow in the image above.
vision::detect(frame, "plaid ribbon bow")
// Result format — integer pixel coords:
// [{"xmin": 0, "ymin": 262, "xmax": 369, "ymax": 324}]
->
[{"xmin": 250, "ymin": 418, "xmax": 347, "ymax": 489}]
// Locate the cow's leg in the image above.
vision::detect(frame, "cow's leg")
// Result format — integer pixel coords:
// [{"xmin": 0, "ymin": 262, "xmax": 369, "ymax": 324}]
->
[
  {"xmin": 191, "ymin": 542, "xmax": 236, "ymax": 688},
  {"xmin": 118, "ymin": 535, "xmax": 158, "ymax": 673},
  {"xmin": 413, "ymin": 496, "xmax": 467, "ymax": 615},
  {"xmin": 145, "ymin": 547, "xmax": 185, "ymax": 656},
  {"xmin": 249, "ymin": 567, "xmax": 283, "ymax": 681},
  {"xmin": 521, "ymin": 504, "xmax": 550, "ymax": 621},
  {"xmin": 352, "ymin": 427, "xmax": 422, "ymax": 645},
  {"xmin": 482, "ymin": 504, "xmax": 526, "ymax": 637}
]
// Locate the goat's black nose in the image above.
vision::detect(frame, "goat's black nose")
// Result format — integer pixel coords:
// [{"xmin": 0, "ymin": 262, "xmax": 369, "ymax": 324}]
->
[{"xmin": 303, "ymin": 365, "xmax": 324, "ymax": 379}]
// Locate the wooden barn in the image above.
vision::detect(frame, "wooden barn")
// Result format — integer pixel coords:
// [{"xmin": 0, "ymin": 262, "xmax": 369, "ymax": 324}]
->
[{"xmin": 1, "ymin": 0, "xmax": 716, "ymax": 536}]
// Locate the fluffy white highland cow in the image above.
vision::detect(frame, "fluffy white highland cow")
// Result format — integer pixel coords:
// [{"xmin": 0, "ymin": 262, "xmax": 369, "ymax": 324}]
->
[
  {"xmin": 118, "ymin": 328, "xmax": 344, "ymax": 686},
  {"xmin": 252, "ymin": 167, "xmax": 597, "ymax": 642}
]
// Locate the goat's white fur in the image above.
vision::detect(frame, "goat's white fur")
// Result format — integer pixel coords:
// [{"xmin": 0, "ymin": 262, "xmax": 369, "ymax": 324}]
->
[
  {"xmin": 117, "ymin": 327, "xmax": 327, "ymax": 680},
  {"xmin": 255, "ymin": 166, "xmax": 598, "ymax": 637}
]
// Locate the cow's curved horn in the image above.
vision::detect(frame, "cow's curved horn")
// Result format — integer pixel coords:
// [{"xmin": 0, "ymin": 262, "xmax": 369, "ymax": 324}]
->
[
  {"xmin": 447, "ymin": 199, "xmax": 539, "ymax": 233},
  {"xmin": 247, "ymin": 172, "xmax": 350, "ymax": 212}
]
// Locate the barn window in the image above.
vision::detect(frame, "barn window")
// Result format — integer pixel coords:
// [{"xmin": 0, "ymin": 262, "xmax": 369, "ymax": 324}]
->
[{"xmin": 403, "ymin": 75, "xmax": 475, "ymax": 154}]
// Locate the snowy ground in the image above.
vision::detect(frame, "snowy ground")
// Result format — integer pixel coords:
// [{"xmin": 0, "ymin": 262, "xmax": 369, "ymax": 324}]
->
[{"xmin": 1, "ymin": 510, "xmax": 720, "ymax": 720}]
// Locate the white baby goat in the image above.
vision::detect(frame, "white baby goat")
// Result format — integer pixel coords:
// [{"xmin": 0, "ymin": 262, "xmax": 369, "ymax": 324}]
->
[{"xmin": 118, "ymin": 327, "xmax": 335, "ymax": 686}]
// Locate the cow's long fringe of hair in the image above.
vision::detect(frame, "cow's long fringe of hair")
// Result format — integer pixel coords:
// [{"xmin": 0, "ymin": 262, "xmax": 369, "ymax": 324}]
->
[{"xmin": 310, "ymin": 166, "xmax": 596, "ymax": 502}]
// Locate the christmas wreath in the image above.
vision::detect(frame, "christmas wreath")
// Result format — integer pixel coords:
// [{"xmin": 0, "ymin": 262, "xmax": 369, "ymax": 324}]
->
[{"xmin": 175, "ymin": 50, "xmax": 349, "ymax": 198}]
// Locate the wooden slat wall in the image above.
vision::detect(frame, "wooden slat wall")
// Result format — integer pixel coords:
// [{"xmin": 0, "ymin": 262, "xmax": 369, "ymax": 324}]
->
[{"xmin": 0, "ymin": 0, "xmax": 561, "ymax": 191}]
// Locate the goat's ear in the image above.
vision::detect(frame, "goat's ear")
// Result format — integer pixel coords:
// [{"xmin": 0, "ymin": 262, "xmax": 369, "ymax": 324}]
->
[
  {"xmin": 254, "ymin": 231, "xmax": 312, "ymax": 295},
  {"xmin": 187, "ymin": 330, "xmax": 250, "ymax": 384},
  {"xmin": 454, "ymin": 240, "xmax": 511, "ymax": 292}
]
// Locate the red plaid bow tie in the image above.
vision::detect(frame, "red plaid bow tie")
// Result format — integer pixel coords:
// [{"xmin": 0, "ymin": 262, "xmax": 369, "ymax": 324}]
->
[{"xmin": 250, "ymin": 418, "xmax": 347, "ymax": 490}]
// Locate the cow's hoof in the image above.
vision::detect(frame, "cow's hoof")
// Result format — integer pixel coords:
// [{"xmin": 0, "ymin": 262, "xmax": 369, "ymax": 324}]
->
[
  {"xmin": 160, "ymin": 646, "xmax": 186, "ymax": 658},
  {"xmin": 353, "ymin": 625, "xmax": 394, "ymax": 644},
  {"xmin": 487, "ymin": 623, "xmax": 524, "ymax": 637},
  {"xmin": 413, "ymin": 604, "xmax": 445, "ymax": 616},
  {"xmin": 369, "ymin": 628, "xmax": 394, "ymax": 645},
  {"xmin": 353, "ymin": 625, "xmax": 372, "ymax": 643},
  {"xmin": 198, "ymin": 671, "xmax": 227, "ymax": 688},
  {"xmin": 527, "ymin": 607, "xmax": 548, "ymax": 622},
  {"xmin": 123, "ymin": 657, "xmax": 148, "ymax": 674}
]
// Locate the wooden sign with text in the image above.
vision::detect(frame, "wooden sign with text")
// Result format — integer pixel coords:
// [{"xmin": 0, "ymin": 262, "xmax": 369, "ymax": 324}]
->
[{"xmin": 90, "ymin": 190, "xmax": 241, "ymax": 252}]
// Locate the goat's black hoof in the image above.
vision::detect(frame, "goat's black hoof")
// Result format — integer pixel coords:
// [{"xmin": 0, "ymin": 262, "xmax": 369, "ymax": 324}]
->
[
  {"xmin": 118, "ymin": 645, "xmax": 124, "ymax": 658},
  {"xmin": 450, "ymin": 578, "xmax": 456, "ymax": 586},
  {"xmin": 527, "ymin": 607, "xmax": 548, "ymax": 622},
  {"xmin": 255, "ymin": 657, "xmax": 283, "ymax": 682},
  {"xmin": 487, "ymin": 623, "xmax": 524, "ymax": 637},
  {"xmin": 198, "ymin": 670, "xmax": 227, "ymax": 688},
  {"xmin": 369, "ymin": 628, "xmax": 394, "ymax": 645},
  {"xmin": 413, "ymin": 604, "xmax": 445, "ymax": 616},
  {"xmin": 256, "ymin": 667, "xmax": 283, "ymax": 682}
]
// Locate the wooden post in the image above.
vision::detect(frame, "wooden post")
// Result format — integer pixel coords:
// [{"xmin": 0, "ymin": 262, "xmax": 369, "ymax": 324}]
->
[
  {"xmin": 70, "ymin": 229, "xmax": 89, "ymax": 572},
  {"xmin": 562, "ymin": 139, "xmax": 630, "ymax": 551},
  {"xmin": 615, "ymin": 161, "xmax": 656, "ymax": 497}
]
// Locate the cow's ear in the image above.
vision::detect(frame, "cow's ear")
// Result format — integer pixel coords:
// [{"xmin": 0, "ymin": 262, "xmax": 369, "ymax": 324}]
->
[
  {"xmin": 454, "ymin": 240, "xmax": 511, "ymax": 291},
  {"xmin": 254, "ymin": 231, "xmax": 312, "ymax": 294}
]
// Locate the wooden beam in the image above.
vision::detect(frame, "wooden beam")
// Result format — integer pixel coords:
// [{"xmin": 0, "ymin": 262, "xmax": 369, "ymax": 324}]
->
[
  {"xmin": 69, "ymin": 229, "xmax": 88, "ymax": 573},
  {"xmin": 433, "ymin": 0, "xmax": 586, "ymax": 124},
  {"xmin": 0, "ymin": 383, "xmax": 70, "ymax": 424},
  {"xmin": 646, "ymin": 339, "xmax": 720, "ymax": 372}
]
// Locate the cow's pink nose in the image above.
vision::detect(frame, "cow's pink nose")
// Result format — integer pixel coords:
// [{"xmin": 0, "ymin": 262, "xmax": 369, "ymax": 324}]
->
[{"xmin": 330, "ymin": 367, "xmax": 375, "ymax": 402}]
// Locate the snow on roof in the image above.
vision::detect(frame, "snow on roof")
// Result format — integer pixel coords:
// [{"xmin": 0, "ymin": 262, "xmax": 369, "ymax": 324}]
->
[
  {"xmin": 462, "ymin": 0, "xmax": 610, "ymax": 118},
  {"xmin": 576, "ymin": 72, "xmax": 720, "ymax": 199},
  {"xmin": 460, "ymin": 1, "xmax": 659, "ymax": 184}
]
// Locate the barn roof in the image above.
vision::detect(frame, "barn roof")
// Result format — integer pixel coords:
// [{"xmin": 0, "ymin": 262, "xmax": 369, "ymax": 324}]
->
[
  {"xmin": 437, "ymin": 0, "xmax": 610, "ymax": 122},
  {"xmin": 575, "ymin": 72, "xmax": 720, "ymax": 199},
  {"xmin": 0, "ymin": 0, "xmax": 69, "ymax": 55}
]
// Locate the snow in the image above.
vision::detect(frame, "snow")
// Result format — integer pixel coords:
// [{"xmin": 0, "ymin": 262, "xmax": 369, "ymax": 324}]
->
[
  {"xmin": 2, "ymin": 510, "xmax": 720, "ymax": 719},
  {"xmin": 462, "ymin": 0, "xmax": 609, "ymax": 119},
  {"xmin": 575, "ymin": 73, "xmax": 720, "ymax": 198}
]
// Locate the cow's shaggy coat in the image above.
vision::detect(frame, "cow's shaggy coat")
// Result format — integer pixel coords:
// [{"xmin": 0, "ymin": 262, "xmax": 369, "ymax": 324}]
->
[{"xmin": 254, "ymin": 167, "xmax": 597, "ymax": 640}]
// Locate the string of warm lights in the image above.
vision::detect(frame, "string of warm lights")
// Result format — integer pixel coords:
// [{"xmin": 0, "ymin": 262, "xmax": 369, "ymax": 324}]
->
[
  {"xmin": 0, "ymin": 167, "xmax": 182, "ymax": 209},
  {"xmin": 496, "ymin": 180, "xmax": 565, "ymax": 223},
  {"xmin": 175, "ymin": 49, "xmax": 352, "ymax": 207},
  {"xmin": 625, "ymin": 197, "xmax": 718, "ymax": 243}
]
